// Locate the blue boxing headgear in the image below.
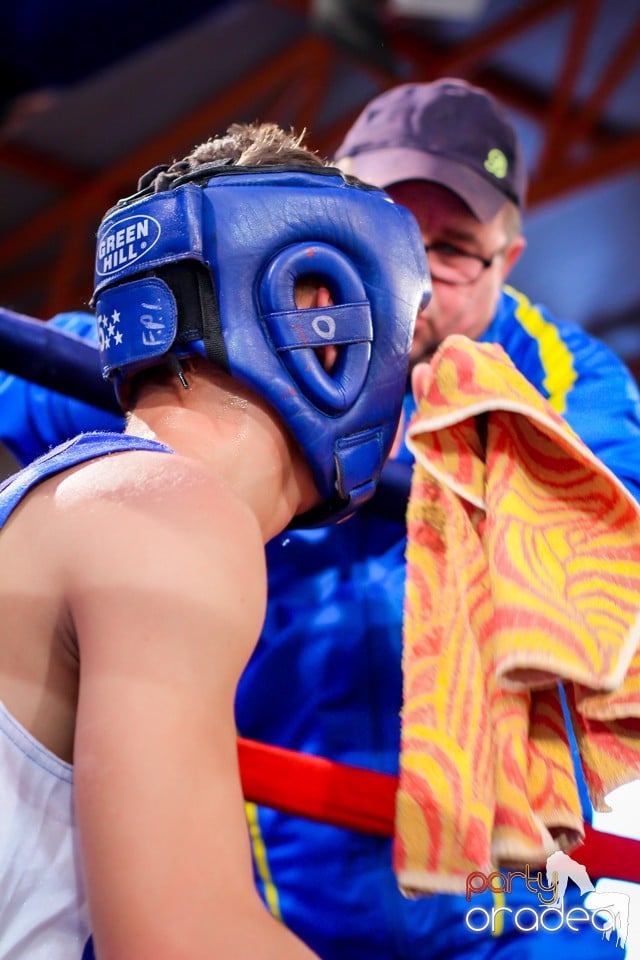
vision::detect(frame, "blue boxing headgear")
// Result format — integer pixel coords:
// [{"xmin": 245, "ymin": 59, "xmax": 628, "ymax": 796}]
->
[{"xmin": 93, "ymin": 163, "xmax": 430, "ymax": 524}]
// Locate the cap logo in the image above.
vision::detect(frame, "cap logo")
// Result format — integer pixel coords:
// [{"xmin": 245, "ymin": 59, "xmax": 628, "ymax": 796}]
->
[{"xmin": 484, "ymin": 148, "xmax": 508, "ymax": 180}]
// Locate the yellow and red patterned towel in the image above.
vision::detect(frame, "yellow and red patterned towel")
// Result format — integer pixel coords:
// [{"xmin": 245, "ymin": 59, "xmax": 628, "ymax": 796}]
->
[{"xmin": 395, "ymin": 335, "xmax": 640, "ymax": 895}]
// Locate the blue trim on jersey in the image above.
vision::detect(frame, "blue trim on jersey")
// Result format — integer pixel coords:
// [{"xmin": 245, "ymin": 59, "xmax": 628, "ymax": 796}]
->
[{"xmin": 0, "ymin": 432, "xmax": 172, "ymax": 528}]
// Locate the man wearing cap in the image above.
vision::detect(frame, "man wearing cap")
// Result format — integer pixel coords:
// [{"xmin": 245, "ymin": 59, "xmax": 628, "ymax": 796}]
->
[
  {"xmin": 336, "ymin": 78, "xmax": 640, "ymax": 497},
  {"xmin": 234, "ymin": 80, "xmax": 635, "ymax": 959}
]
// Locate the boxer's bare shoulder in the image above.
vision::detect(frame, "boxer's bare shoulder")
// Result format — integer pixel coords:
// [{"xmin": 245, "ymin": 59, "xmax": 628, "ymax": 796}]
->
[{"xmin": 0, "ymin": 447, "xmax": 265, "ymax": 762}]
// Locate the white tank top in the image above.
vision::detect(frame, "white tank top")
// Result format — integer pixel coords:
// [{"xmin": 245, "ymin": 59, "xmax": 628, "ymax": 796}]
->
[{"xmin": 0, "ymin": 700, "xmax": 92, "ymax": 959}]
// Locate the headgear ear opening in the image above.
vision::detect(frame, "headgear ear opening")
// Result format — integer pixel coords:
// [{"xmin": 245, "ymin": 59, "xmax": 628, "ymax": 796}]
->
[
  {"xmin": 259, "ymin": 242, "xmax": 372, "ymax": 415},
  {"xmin": 93, "ymin": 166, "xmax": 431, "ymax": 524}
]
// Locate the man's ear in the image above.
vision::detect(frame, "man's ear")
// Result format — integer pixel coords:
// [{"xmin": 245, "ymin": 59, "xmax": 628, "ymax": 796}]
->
[
  {"xmin": 315, "ymin": 285, "xmax": 332, "ymax": 308},
  {"xmin": 502, "ymin": 235, "xmax": 526, "ymax": 279}
]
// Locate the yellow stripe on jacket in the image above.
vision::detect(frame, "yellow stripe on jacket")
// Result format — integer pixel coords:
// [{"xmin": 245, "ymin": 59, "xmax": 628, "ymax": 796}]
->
[
  {"xmin": 505, "ymin": 284, "xmax": 577, "ymax": 415},
  {"xmin": 245, "ymin": 802, "xmax": 282, "ymax": 920}
]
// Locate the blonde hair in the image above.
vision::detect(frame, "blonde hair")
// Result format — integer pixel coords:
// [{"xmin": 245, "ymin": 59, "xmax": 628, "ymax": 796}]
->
[{"xmin": 139, "ymin": 122, "xmax": 328, "ymax": 193}]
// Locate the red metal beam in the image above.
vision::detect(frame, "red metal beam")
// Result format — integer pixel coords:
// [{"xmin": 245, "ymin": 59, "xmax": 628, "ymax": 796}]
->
[
  {"xmin": 0, "ymin": 34, "xmax": 330, "ymax": 267},
  {"xmin": 528, "ymin": 131, "xmax": 640, "ymax": 206},
  {"xmin": 0, "ymin": 142, "xmax": 90, "ymax": 192},
  {"xmin": 42, "ymin": 219, "xmax": 94, "ymax": 318},
  {"xmin": 538, "ymin": 0, "xmax": 600, "ymax": 172},
  {"xmin": 567, "ymin": 11, "xmax": 640, "ymax": 146},
  {"xmin": 291, "ymin": 38, "xmax": 337, "ymax": 135},
  {"xmin": 1, "ymin": 0, "xmax": 638, "ymax": 318},
  {"xmin": 256, "ymin": 33, "xmax": 337, "ymax": 136},
  {"xmin": 428, "ymin": 0, "xmax": 575, "ymax": 75}
]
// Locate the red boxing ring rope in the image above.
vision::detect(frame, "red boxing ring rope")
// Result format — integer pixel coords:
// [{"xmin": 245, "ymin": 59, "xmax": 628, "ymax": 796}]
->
[{"xmin": 238, "ymin": 737, "xmax": 640, "ymax": 885}]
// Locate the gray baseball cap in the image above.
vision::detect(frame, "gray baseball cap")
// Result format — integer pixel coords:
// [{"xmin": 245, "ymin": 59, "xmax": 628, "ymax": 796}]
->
[{"xmin": 335, "ymin": 79, "xmax": 527, "ymax": 223}]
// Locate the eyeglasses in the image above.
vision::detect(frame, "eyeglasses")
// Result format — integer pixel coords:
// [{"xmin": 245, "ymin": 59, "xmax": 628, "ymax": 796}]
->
[{"xmin": 425, "ymin": 241, "xmax": 507, "ymax": 286}]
